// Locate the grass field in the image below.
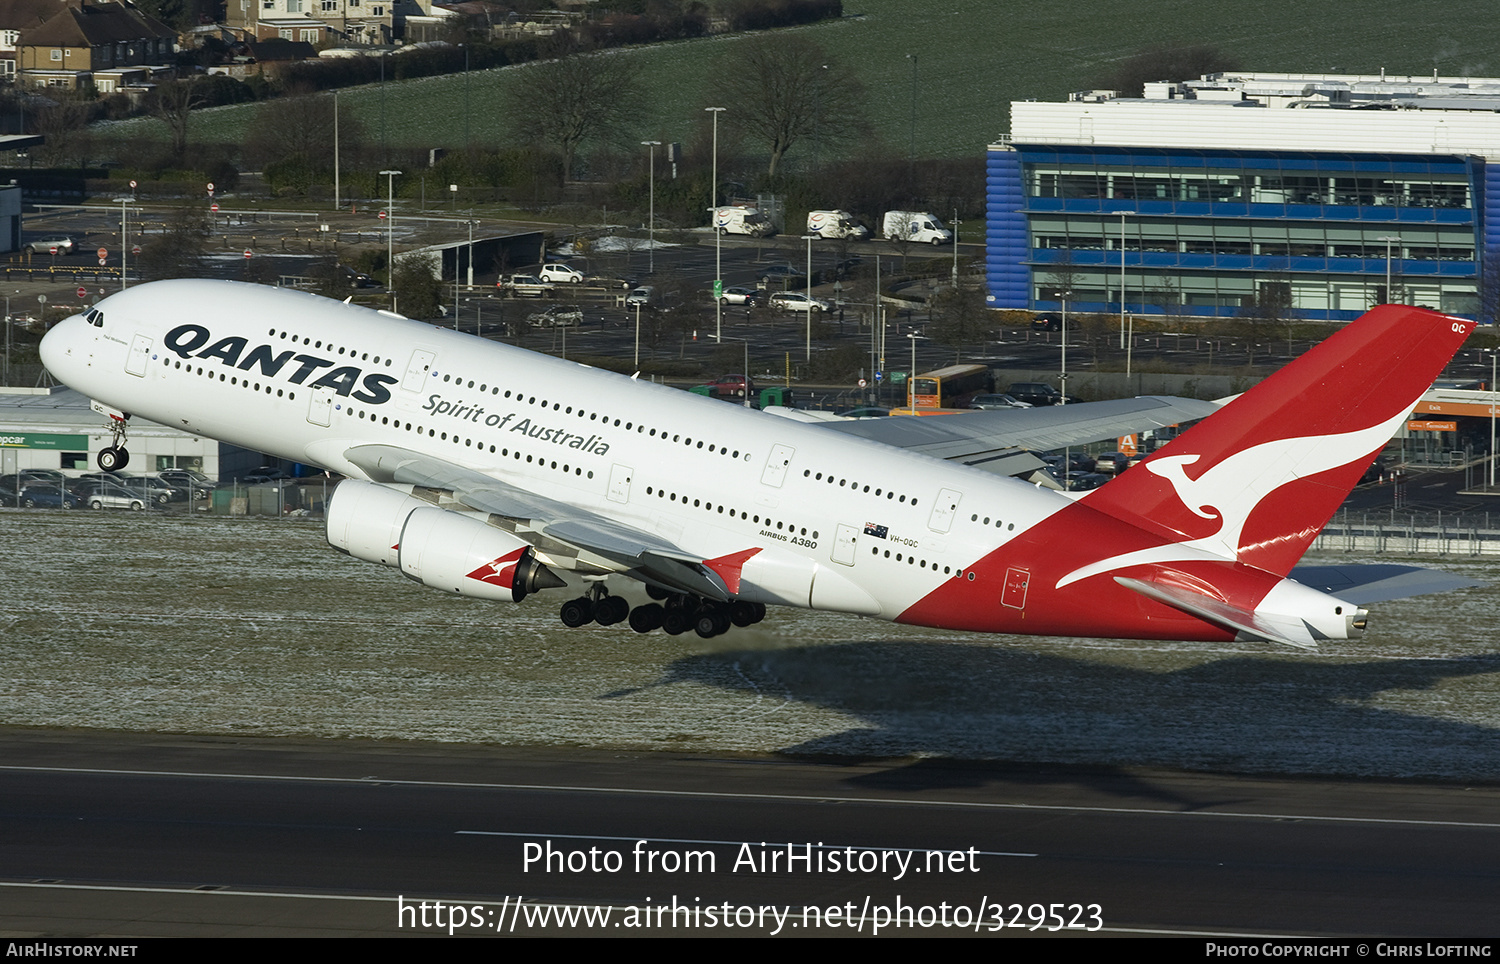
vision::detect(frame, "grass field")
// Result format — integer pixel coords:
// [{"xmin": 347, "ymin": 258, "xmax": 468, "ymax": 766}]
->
[
  {"xmin": 117, "ymin": 1, "xmax": 1500, "ymax": 169},
  {"xmin": 4, "ymin": 508, "xmax": 1499, "ymax": 780}
]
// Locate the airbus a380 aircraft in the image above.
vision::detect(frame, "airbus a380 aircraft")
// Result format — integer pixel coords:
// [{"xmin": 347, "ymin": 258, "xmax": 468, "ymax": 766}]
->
[{"xmin": 38, "ymin": 280, "xmax": 1477, "ymax": 647}]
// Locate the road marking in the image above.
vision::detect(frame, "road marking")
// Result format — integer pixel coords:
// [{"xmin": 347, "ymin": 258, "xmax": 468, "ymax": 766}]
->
[{"xmin": 2, "ymin": 764, "xmax": 1498, "ymax": 829}]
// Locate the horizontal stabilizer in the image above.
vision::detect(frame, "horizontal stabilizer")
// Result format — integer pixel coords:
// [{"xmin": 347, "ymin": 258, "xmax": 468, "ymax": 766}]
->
[
  {"xmin": 1116, "ymin": 575, "xmax": 1319, "ymax": 650},
  {"xmin": 1289, "ymin": 564, "xmax": 1483, "ymax": 605}
]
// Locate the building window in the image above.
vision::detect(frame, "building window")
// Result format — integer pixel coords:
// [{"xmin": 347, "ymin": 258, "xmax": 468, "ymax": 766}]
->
[
  {"xmin": 50, "ymin": 48, "xmax": 61, "ymax": 61},
  {"xmin": 279, "ymin": 28, "xmax": 293, "ymax": 38},
  {"xmin": 300, "ymin": 28, "xmax": 318, "ymax": 42},
  {"xmin": 1, "ymin": 31, "xmax": 18, "ymax": 47}
]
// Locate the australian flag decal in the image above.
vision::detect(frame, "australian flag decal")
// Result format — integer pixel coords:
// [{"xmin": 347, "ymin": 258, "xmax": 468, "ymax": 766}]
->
[{"xmin": 864, "ymin": 523, "xmax": 888, "ymax": 539}]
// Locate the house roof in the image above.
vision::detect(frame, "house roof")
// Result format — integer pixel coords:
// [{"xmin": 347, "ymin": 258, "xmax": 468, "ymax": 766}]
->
[
  {"xmin": 24, "ymin": 2, "xmax": 174, "ymax": 48},
  {"xmin": 0, "ymin": 0, "xmax": 63, "ymax": 33}
]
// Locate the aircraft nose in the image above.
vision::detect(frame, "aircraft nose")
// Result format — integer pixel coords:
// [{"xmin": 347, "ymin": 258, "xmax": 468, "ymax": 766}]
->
[{"xmin": 39, "ymin": 314, "xmax": 84, "ymax": 384}]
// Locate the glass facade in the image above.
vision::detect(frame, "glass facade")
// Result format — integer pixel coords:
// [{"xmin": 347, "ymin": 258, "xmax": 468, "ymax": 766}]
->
[{"xmin": 986, "ymin": 145, "xmax": 1484, "ymax": 321}]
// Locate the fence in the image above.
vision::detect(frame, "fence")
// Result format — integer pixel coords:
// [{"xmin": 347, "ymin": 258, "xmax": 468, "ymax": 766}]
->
[{"xmin": 1313, "ymin": 509, "xmax": 1500, "ymax": 556}]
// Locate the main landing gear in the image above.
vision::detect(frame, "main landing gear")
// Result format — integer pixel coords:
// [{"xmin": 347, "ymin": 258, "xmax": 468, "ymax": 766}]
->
[
  {"xmin": 97, "ymin": 416, "xmax": 130, "ymax": 471},
  {"xmin": 557, "ymin": 584, "xmax": 766, "ymax": 638}
]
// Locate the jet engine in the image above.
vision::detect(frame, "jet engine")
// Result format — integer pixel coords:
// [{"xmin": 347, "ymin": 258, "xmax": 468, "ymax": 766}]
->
[
  {"xmin": 325, "ymin": 478, "xmax": 431, "ymax": 567},
  {"xmin": 398, "ymin": 506, "xmax": 565, "ymax": 603}
]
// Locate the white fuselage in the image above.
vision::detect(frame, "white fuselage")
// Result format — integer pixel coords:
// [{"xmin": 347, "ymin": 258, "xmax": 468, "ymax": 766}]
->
[{"xmin": 40, "ymin": 281, "xmax": 1074, "ymax": 625}]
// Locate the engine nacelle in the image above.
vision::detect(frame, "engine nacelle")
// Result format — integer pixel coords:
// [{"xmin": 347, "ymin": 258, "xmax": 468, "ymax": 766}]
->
[
  {"xmin": 398, "ymin": 506, "xmax": 565, "ymax": 602},
  {"xmin": 326, "ymin": 478, "xmax": 432, "ymax": 567}
]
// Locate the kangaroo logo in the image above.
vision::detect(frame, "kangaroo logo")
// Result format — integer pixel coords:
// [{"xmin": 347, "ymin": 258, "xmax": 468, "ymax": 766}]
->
[{"xmin": 1056, "ymin": 405, "xmax": 1411, "ymax": 589}]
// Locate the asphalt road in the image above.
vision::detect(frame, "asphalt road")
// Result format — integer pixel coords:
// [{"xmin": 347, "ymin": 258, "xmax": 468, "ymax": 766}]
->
[{"xmin": 3, "ymin": 729, "xmax": 1499, "ymax": 938}]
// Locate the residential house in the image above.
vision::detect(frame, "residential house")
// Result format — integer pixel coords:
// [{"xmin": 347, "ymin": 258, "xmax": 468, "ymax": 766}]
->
[{"xmin": 18, "ymin": 1, "xmax": 175, "ymax": 91}]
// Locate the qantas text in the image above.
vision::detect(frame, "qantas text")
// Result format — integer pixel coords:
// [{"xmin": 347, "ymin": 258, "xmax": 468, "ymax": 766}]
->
[{"xmin": 164, "ymin": 324, "xmax": 399, "ymax": 405}]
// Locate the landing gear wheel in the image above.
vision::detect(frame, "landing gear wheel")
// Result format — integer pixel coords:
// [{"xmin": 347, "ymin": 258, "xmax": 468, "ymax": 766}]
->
[
  {"xmin": 730, "ymin": 601, "xmax": 760, "ymax": 627},
  {"xmin": 661, "ymin": 608, "xmax": 692, "ymax": 636},
  {"xmin": 629, "ymin": 603, "xmax": 664, "ymax": 633},
  {"xmin": 97, "ymin": 446, "xmax": 128, "ymax": 471},
  {"xmin": 559, "ymin": 597, "xmax": 595, "ymax": 628},
  {"xmin": 595, "ymin": 595, "xmax": 630, "ymax": 626}
]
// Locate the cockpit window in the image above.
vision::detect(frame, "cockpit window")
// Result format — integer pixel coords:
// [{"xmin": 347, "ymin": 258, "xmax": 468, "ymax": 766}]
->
[{"xmin": 84, "ymin": 308, "xmax": 103, "ymax": 328}]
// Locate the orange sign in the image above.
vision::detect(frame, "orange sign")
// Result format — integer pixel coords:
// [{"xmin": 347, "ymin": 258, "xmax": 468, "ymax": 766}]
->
[
  {"xmin": 1118, "ymin": 434, "xmax": 1138, "ymax": 456},
  {"xmin": 1407, "ymin": 420, "xmax": 1457, "ymax": 432}
]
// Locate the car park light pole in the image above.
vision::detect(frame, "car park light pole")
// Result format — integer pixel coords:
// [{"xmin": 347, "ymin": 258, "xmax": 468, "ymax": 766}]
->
[
  {"xmin": 706, "ymin": 107, "xmax": 725, "ymax": 343},
  {"xmin": 113, "ymin": 197, "xmax": 131, "ymax": 290},
  {"xmin": 380, "ymin": 170, "xmax": 402, "ymax": 310},
  {"xmin": 801, "ymin": 234, "xmax": 816, "ymax": 360},
  {"xmin": 642, "ymin": 140, "xmax": 660, "ymax": 275},
  {"xmin": 1379, "ymin": 235, "xmax": 1402, "ymax": 304}
]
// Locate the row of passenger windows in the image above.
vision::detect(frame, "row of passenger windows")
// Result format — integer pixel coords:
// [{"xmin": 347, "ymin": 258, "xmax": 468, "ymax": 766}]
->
[
  {"xmin": 643, "ymin": 485, "xmax": 818, "ymax": 539},
  {"xmin": 164, "ymin": 356, "xmax": 297, "ymax": 400},
  {"xmin": 269, "ymin": 328, "xmax": 392, "ymax": 367},
  {"xmin": 436, "ymin": 371, "xmax": 751, "ymax": 461},
  {"xmin": 802, "ymin": 468, "xmax": 917, "ymax": 506},
  {"xmin": 341, "ymin": 404, "xmax": 596, "ymax": 479}
]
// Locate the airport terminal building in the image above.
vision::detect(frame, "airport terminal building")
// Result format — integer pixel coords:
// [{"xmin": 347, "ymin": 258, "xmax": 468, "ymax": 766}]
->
[{"xmin": 986, "ymin": 72, "xmax": 1500, "ymax": 321}]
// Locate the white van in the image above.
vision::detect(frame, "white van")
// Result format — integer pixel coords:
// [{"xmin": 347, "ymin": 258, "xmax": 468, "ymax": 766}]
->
[
  {"xmin": 711, "ymin": 206, "xmax": 776, "ymax": 237},
  {"xmin": 882, "ymin": 211, "xmax": 953, "ymax": 245},
  {"xmin": 806, "ymin": 210, "xmax": 869, "ymax": 240}
]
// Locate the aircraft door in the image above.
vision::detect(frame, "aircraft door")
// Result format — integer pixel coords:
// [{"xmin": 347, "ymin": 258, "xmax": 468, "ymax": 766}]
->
[
  {"xmin": 307, "ymin": 387, "xmax": 333, "ymax": 427},
  {"xmin": 831, "ymin": 524, "xmax": 858, "ymax": 566},
  {"xmin": 1001, "ymin": 567, "xmax": 1030, "ymax": 610},
  {"xmin": 761, "ymin": 443, "xmax": 794, "ymax": 487},
  {"xmin": 607, "ymin": 464, "xmax": 632, "ymax": 504},
  {"xmin": 927, "ymin": 488, "xmax": 962, "ymax": 533},
  {"xmin": 402, "ymin": 349, "xmax": 436, "ymax": 392},
  {"xmin": 125, "ymin": 334, "xmax": 151, "ymax": 377}
]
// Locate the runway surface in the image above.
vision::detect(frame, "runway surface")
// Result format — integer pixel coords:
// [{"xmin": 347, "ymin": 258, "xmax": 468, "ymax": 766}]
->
[{"xmin": 2, "ymin": 729, "xmax": 1497, "ymax": 938}]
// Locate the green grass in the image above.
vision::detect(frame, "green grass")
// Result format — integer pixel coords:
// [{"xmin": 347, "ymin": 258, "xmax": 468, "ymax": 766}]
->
[{"xmin": 116, "ymin": 0, "xmax": 1500, "ymax": 168}]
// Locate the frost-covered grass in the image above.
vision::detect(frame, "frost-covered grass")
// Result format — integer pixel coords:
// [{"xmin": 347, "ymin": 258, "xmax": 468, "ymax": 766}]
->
[
  {"xmin": 3, "ymin": 509, "xmax": 1499, "ymax": 780},
  {"xmin": 104, "ymin": 1, "xmax": 1500, "ymax": 162}
]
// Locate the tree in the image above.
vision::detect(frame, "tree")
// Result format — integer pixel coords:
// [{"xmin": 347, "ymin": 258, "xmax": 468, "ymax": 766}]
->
[
  {"xmin": 138, "ymin": 208, "xmax": 210, "ymax": 281},
  {"xmin": 392, "ymin": 255, "xmax": 445, "ymax": 321},
  {"xmin": 150, "ymin": 79, "xmax": 207, "ymax": 162},
  {"xmin": 507, "ymin": 53, "xmax": 642, "ymax": 181},
  {"xmin": 710, "ymin": 36, "xmax": 867, "ymax": 177},
  {"xmin": 928, "ymin": 287, "xmax": 992, "ymax": 361}
]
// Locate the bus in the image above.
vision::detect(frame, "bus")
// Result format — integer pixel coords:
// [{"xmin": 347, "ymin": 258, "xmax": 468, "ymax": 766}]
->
[{"xmin": 908, "ymin": 364, "xmax": 994, "ymax": 410}]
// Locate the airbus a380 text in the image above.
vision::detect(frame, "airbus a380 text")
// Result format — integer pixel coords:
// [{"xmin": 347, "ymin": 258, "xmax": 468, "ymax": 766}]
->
[{"xmin": 38, "ymin": 280, "xmax": 1477, "ymax": 647}]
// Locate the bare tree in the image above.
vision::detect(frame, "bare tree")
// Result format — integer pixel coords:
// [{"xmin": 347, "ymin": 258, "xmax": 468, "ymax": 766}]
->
[
  {"xmin": 507, "ymin": 53, "xmax": 642, "ymax": 181},
  {"xmin": 710, "ymin": 36, "xmax": 867, "ymax": 177},
  {"xmin": 138, "ymin": 207, "xmax": 210, "ymax": 281},
  {"xmin": 928, "ymin": 286, "xmax": 992, "ymax": 362},
  {"xmin": 32, "ymin": 98, "xmax": 92, "ymax": 167},
  {"xmin": 150, "ymin": 79, "xmax": 207, "ymax": 161}
]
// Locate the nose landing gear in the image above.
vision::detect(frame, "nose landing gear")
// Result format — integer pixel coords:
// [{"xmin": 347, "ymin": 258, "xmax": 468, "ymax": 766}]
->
[{"xmin": 97, "ymin": 416, "xmax": 130, "ymax": 471}]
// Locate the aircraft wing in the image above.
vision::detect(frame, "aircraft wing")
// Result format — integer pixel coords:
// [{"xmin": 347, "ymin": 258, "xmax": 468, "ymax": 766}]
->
[
  {"xmin": 1288, "ymin": 564, "xmax": 1484, "ymax": 604},
  {"xmin": 343, "ymin": 443, "xmax": 734, "ymax": 600},
  {"xmin": 810, "ymin": 396, "xmax": 1222, "ymax": 473}
]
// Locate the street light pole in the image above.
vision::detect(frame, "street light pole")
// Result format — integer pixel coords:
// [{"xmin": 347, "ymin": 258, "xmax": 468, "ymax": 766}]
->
[
  {"xmin": 905, "ymin": 53, "xmax": 917, "ymax": 161},
  {"xmin": 1119, "ymin": 211, "xmax": 1127, "ymax": 348},
  {"xmin": 641, "ymin": 140, "xmax": 660, "ymax": 275},
  {"xmin": 1379, "ymin": 234, "xmax": 1402, "ymax": 305},
  {"xmin": 1060, "ymin": 292, "xmax": 1070, "ymax": 406},
  {"xmin": 380, "ymin": 169, "xmax": 401, "ymax": 310},
  {"xmin": 706, "ymin": 107, "xmax": 725, "ymax": 343},
  {"xmin": 800, "ymin": 234, "xmax": 815, "ymax": 360}
]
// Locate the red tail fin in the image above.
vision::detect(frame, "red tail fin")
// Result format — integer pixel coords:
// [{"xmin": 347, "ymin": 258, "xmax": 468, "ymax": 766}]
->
[{"xmin": 1085, "ymin": 305, "xmax": 1475, "ymax": 576}]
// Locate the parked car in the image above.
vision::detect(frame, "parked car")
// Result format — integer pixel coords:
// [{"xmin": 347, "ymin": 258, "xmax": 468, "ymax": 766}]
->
[
  {"xmin": 537, "ymin": 264, "xmax": 585, "ymax": 284},
  {"xmin": 244, "ymin": 467, "xmax": 292, "ymax": 484},
  {"xmin": 158, "ymin": 469, "xmax": 215, "ymax": 499},
  {"xmin": 17, "ymin": 485, "xmax": 80, "ymax": 508},
  {"xmin": 1093, "ymin": 452, "xmax": 1133, "ymax": 475},
  {"xmin": 768, "ymin": 292, "xmax": 831, "ymax": 313},
  {"xmin": 760, "ymin": 264, "xmax": 806, "ymax": 286},
  {"xmin": 717, "ymin": 285, "xmax": 761, "ymax": 306},
  {"xmin": 27, "ymin": 236, "xmax": 74, "ymax": 255},
  {"xmin": 701, "ymin": 374, "xmax": 757, "ymax": 401},
  {"xmin": 624, "ymin": 286, "xmax": 659, "ymax": 309},
  {"xmin": 969, "ymin": 393, "xmax": 1032, "ymax": 410},
  {"xmin": 76, "ymin": 472, "xmax": 176, "ymax": 504},
  {"xmin": 527, "ymin": 305, "xmax": 584, "ymax": 328},
  {"xmin": 1031, "ymin": 312, "xmax": 1062, "ymax": 332},
  {"xmin": 1007, "ymin": 382, "xmax": 1075, "ymax": 406},
  {"xmin": 496, "ymin": 275, "xmax": 554, "ymax": 298},
  {"xmin": 75, "ymin": 480, "xmax": 147, "ymax": 511}
]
